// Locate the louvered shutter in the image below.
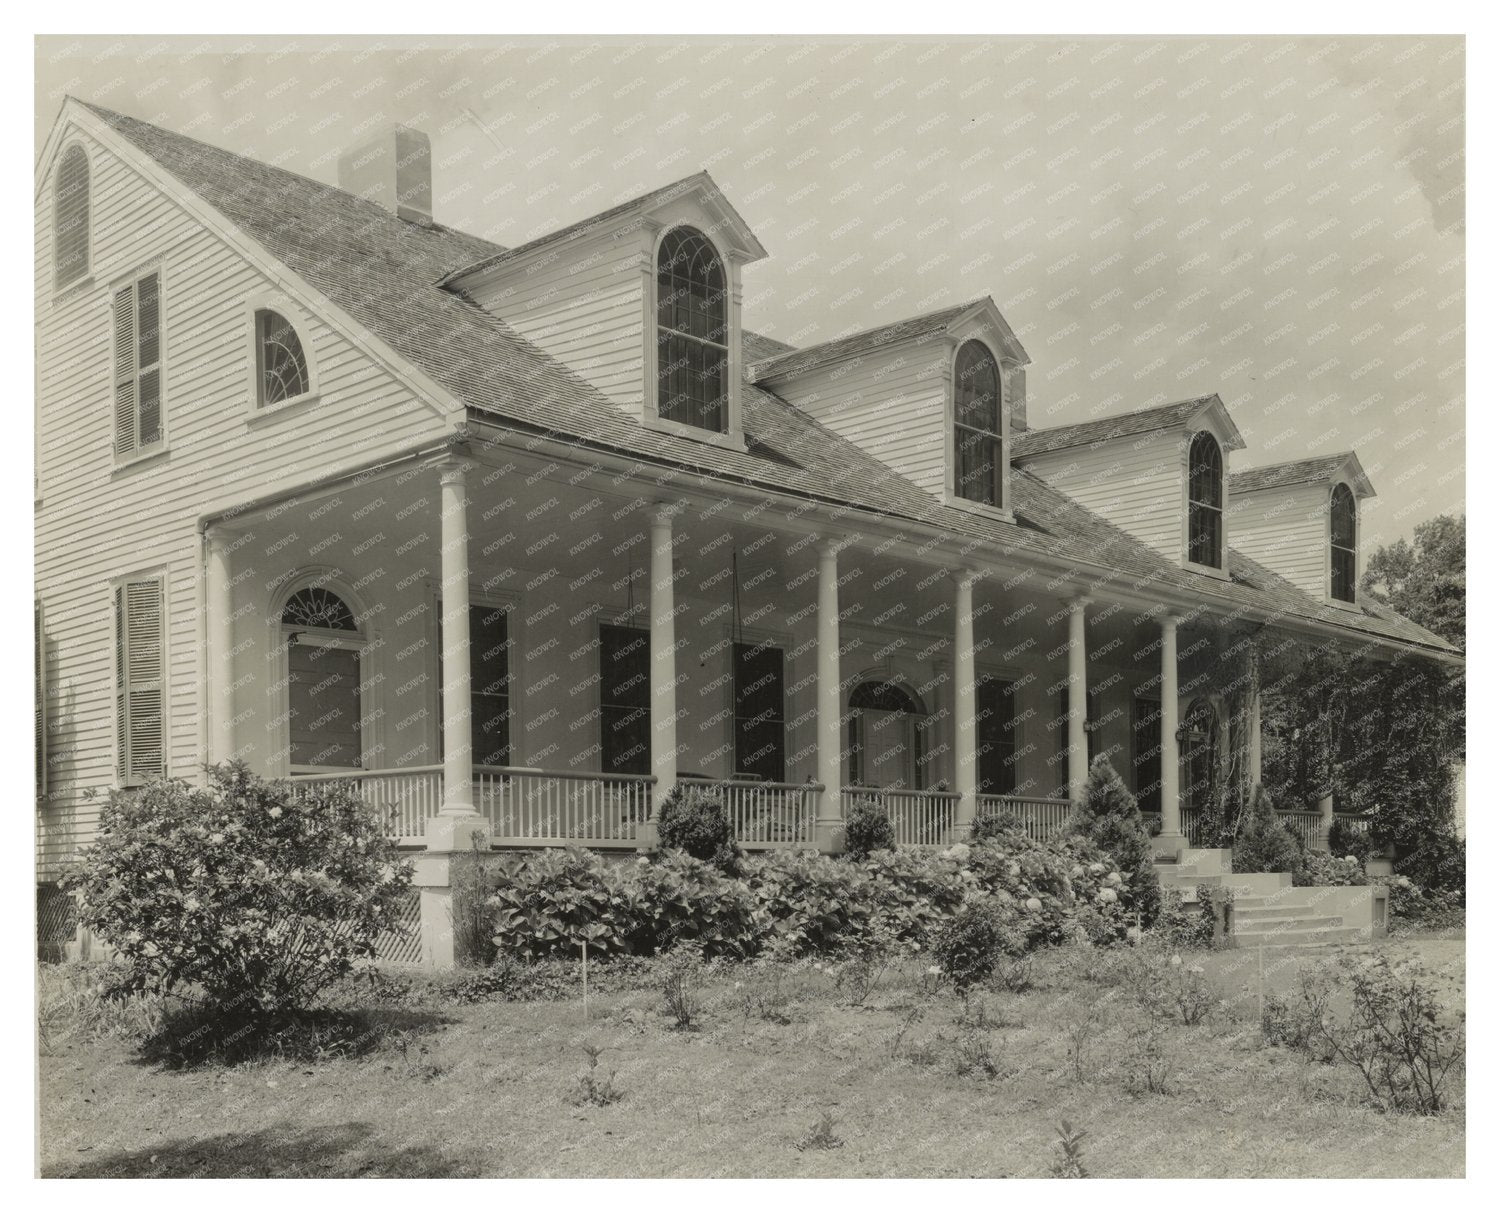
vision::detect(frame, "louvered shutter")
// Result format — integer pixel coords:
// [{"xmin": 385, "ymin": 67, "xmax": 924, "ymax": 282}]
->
[
  {"xmin": 53, "ymin": 147, "xmax": 90, "ymax": 289},
  {"xmin": 112, "ymin": 286, "xmax": 137, "ymax": 456},
  {"xmin": 35, "ymin": 601, "xmax": 46, "ymax": 798},
  {"xmin": 115, "ymin": 578, "xmax": 165, "ymax": 784},
  {"xmin": 136, "ymin": 274, "xmax": 161, "ymax": 445}
]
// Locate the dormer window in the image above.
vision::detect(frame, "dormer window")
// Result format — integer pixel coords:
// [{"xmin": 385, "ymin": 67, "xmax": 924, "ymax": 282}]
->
[
  {"xmin": 1187, "ymin": 430, "xmax": 1224, "ymax": 569},
  {"xmin": 1330, "ymin": 483, "xmax": 1357, "ymax": 603},
  {"xmin": 54, "ymin": 145, "xmax": 90, "ymax": 290},
  {"xmin": 656, "ymin": 227, "xmax": 728, "ymax": 434},
  {"xmin": 953, "ymin": 340, "xmax": 1005, "ymax": 508},
  {"xmin": 255, "ymin": 309, "xmax": 312, "ymax": 407}
]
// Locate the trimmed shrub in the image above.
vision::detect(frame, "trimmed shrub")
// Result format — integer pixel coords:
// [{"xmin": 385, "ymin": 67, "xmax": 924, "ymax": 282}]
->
[
  {"xmin": 616, "ymin": 850, "xmax": 762, "ymax": 958},
  {"xmin": 1327, "ymin": 816, "xmax": 1376, "ymax": 863},
  {"xmin": 66, "ymin": 763, "xmax": 413, "ymax": 1015},
  {"xmin": 1068, "ymin": 755, "xmax": 1161, "ymax": 926},
  {"xmin": 656, "ymin": 783, "xmax": 741, "ymax": 873},
  {"xmin": 933, "ymin": 900, "xmax": 1025, "ymax": 991},
  {"xmin": 970, "ymin": 808, "xmax": 1027, "ymax": 842},
  {"xmin": 844, "ymin": 797, "xmax": 896, "ymax": 859},
  {"xmin": 1232, "ymin": 786, "xmax": 1303, "ymax": 874}
]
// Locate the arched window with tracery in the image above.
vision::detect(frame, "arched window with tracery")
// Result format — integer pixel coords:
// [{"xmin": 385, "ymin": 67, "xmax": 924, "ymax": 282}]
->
[
  {"xmin": 1330, "ymin": 483, "xmax": 1357, "ymax": 603},
  {"xmin": 54, "ymin": 145, "xmax": 90, "ymax": 289},
  {"xmin": 281, "ymin": 585, "xmax": 362, "ymax": 770},
  {"xmin": 848, "ymin": 679, "xmax": 930, "ymax": 789},
  {"xmin": 656, "ymin": 227, "xmax": 728, "ymax": 433},
  {"xmin": 256, "ymin": 309, "xmax": 312, "ymax": 407},
  {"xmin": 1187, "ymin": 431, "xmax": 1225, "ymax": 569},
  {"xmin": 953, "ymin": 340, "xmax": 1005, "ymax": 507}
]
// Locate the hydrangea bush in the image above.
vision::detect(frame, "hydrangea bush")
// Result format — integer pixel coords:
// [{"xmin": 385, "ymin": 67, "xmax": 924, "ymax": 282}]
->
[{"xmin": 66, "ymin": 763, "xmax": 413, "ymax": 1014}]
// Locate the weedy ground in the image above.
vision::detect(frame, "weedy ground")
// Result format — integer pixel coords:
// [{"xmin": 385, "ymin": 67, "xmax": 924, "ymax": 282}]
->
[{"xmin": 36, "ymin": 931, "xmax": 1463, "ymax": 1178}]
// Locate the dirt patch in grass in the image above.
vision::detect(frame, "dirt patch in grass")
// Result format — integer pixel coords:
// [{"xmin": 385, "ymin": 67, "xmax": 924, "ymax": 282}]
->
[{"xmin": 37, "ymin": 934, "xmax": 1464, "ymax": 1178}]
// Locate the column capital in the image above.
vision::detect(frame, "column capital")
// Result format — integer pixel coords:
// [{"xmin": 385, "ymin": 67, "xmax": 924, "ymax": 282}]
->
[
  {"xmin": 204, "ymin": 524, "xmax": 236, "ymax": 556},
  {"xmin": 1068, "ymin": 594, "xmax": 1092, "ymax": 612},
  {"xmin": 651, "ymin": 499, "xmax": 687, "ymax": 527},
  {"xmin": 953, "ymin": 567, "xmax": 984, "ymax": 591},
  {"xmin": 436, "ymin": 458, "xmax": 469, "ymax": 488}
]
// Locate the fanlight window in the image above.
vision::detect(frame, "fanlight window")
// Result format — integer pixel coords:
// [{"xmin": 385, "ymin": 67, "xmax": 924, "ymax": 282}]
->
[
  {"xmin": 953, "ymin": 340, "xmax": 1005, "ymax": 507},
  {"xmin": 1186, "ymin": 431, "xmax": 1224, "ymax": 569},
  {"xmin": 256, "ymin": 310, "xmax": 311, "ymax": 406},
  {"xmin": 656, "ymin": 227, "xmax": 728, "ymax": 434},
  {"xmin": 1330, "ymin": 483, "xmax": 1357, "ymax": 603},
  {"xmin": 848, "ymin": 679, "xmax": 930, "ymax": 789},
  {"xmin": 281, "ymin": 586, "xmax": 357, "ymax": 631},
  {"xmin": 54, "ymin": 146, "xmax": 90, "ymax": 289}
]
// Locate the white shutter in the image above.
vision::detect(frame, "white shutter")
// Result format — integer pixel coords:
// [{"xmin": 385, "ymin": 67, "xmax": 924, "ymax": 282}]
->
[
  {"xmin": 136, "ymin": 274, "xmax": 161, "ymax": 446},
  {"xmin": 116, "ymin": 578, "xmax": 165, "ymax": 784},
  {"xmin": 112, "ymin": 286, "xmax": 137, "ymax": 457},
  {"xmin": 53, "ymin": 147, "xmax": 90, "ymax": 289}
]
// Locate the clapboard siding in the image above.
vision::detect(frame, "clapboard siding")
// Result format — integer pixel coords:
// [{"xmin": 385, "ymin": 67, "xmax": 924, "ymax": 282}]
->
[
  {"xmin": 466, "ymin": 229, "xmax": 646, "ymax": 414},
  {"xmin": 1020, "ymin": 431, "xmax": 1186, "ymax": 563},
  {"xmin": 35, "ymin": 125, "xmax": 453, "ymax": 878},
  {"xmin": 767, "ymin": 335, "xmax": 953, "ymax": 498},
  {"xmin": 1227, "ymin": 482, "xmax": 1331, "ymax": 601}
]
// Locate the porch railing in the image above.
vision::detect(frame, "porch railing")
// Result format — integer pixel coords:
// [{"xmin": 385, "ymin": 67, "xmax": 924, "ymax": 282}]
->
[
  {"xmin": 1334, "ymin": 812, "xmax": 1372, "ymax": 837},
  {"xmin": 679, "ymin": 778, "xmax": 818, "ymax": 848},
  {"xmin": 1278, "ymin": 810, "xmax": 1323, "ymax": 852},
  {"xmin": 843, "ymin": 786, "xmax": 961, "ymax": 847},
  {"xmin": 476, "ymin": 766, "xmax": 653, "ymax": 847},
  {"xmin": 287, "ymin": 765, "xmax": 443, "ymax": 842},
  {"xmin": 978, "ymin": 794, "xmax": 1075, "ymax": 842}
]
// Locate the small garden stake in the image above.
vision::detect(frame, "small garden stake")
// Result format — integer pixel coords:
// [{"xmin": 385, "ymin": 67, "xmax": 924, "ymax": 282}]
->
[{"xmin": 581, "ymin": 939, "xmax": 590, "ymax": 1022}]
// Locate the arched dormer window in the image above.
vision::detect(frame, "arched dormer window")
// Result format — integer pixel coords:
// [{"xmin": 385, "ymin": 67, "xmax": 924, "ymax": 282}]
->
[
  {"xmin": 656, "ymin": 227, "xmax": 728, "ymax": 434},
  {"xmin": 953, "ymin": 340, "xmax": 1005, "ymax": 508},
  {"xmin": 1187, "ymin": 431, "xmax": 1224, "ymax": 569},
  {"xmin": 255, "ymin": 309, "xmax": 312, "ymax": 407},
  {"xmin": 1330, "ymin": 483, "xmax": 1357, "ymax": 603},
  {"xmin": 53, "ymin": 145, "xmax": 90, "ymax": 289}
]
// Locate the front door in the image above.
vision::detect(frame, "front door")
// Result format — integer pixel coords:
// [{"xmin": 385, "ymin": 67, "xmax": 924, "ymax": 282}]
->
[
  {"xmin": 863, "ymin": 708, "xmax": 914, "ymax": 789},
  {"xmin": 288, "ymin": 639, "xmax": 362, "ymax": 769}
]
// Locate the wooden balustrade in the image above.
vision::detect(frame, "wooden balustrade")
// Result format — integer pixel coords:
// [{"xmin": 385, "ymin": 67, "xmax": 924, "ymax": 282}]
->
[
  {"xmin": 287, "ymin": 766, "xmax": 443, "ymax": 842},
  {"xmin": 842, "ymin": 786, "xmax": 960, "ymax": 847},
  {"xmin": 977, "ymin": 794, "xmax": 1074, "ymax": 842},
  {"xmin": 678, "ymin": 778, "xmax": 818, "ymax": 848}
]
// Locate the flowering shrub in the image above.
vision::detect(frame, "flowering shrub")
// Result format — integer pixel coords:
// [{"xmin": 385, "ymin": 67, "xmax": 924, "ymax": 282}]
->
[
  {"xmin": 66, "ymin": 763, "xmax": 413, "ymax": 1014},
  {"xmin": 1327, "ymin": 817, "xmax": 1376, "ymax": 863},
  {"xmin": 1293, "ymin": 851, "xmax": 1368, "ymax": 888},
  {"xmin": 843, "ymin": 797, "xmax": 896, "ymax": 859},
  {"xmin": 1373, "ymin": 874, "xmax": 1465, "ymax": 930},
  {"xmin": 615, "ymin": 850, "xmax": 761, "ymax": 957},
  {"xmin": 743, "ymin": 849, "xmax": 882, "ymax": 955},
  {"xmin": 861, "ymin": 846, "xmax": 967, "ymax": 944}
]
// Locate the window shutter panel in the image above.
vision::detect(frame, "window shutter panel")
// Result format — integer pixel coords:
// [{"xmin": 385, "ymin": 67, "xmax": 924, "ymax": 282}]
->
[
  {"xmin": 114, "ymin": 585, "xmax": 127, "ymax": 780},
  {"xmin": 124, "ymin": 579, "xmax": 165, "ymax": 782},
  {"xmin": 53, "ymin": 147, "xmax": 90, "ymax": 288},
  {"xmin": 136, "ymin": 274, "xmax": 161, "ymax": 445},
  {"xmin": 35, "ymin": 601, "xmax": 46, "ymax": 797},
  {"xmin": 112, "ymin": 286, "xmax": 137, "ymax": 456}
]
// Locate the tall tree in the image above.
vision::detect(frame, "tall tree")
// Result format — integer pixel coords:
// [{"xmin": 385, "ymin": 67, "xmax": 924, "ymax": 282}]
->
[{"xmin": 1361, "ymin": 514, "xmax": 1465, "ymax": 650}]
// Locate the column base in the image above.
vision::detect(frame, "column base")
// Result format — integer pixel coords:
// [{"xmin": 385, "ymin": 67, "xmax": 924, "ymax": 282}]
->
[
  {"xmin": 813, "ymin": 818, "xmax": 845, "ymax": 854},
  {"xmin": 424, "ymin": 809, "xmax": 489, "ymax": 852},
  {"xmin": 635, "ymin": 820, "xmax": 660, "ymax": 853},
  {"xmin": 1153, "ymin": 831, "xmax": 1189, "ymax": 862}
]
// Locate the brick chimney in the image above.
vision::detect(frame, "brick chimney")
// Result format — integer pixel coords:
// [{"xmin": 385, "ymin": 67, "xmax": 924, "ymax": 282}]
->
[{"xmin": 338, "ymin": 125, "xmax": 432, "ymax": 226}]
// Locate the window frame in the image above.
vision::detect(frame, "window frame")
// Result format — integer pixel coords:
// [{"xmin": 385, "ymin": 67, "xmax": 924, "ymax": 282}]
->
[
  {"xmin": 434, "ymin": 594, "xmax": 516, "ymax": 770},
  {"xmin": 949, "ymin": 338, "xmax": 1009, "ymax": 514},
  {"xmin": 598, "ymin": 620, "xmax": 652, "ymax": 776},
  {"xmin": 111, "ymin": 571, "xmax": 168, "ymax": 788},
  {"xmin": 731, "ymin": 638, "xmax": 787, "ymax": 782},
  {"xmin": 1131, "ymin": 694, "xmax": 1163, "ymax": 819},
  {"xmin": 1185, "ymin": 429, "xmax": 1226, "ymax": 574},
  {"xmin": 244, "ymin": 298, "xmax": 320, "ymax": 420},
  {"xmin": 52, "ymin": 142, "xmax": 93, "ymax": 295},
  {"xmin": 109, "ymin": 263, "xmax": 168, "ymax": 469},
  {"xmin": 1328, "ymin": 481, "xmax": 1359, "ymax": 606},
  {"xmin": 643, "ymin": 223, "xmax": 745, "ymax": 450},
  {"xmin": 976, "ymin": 675, "xmax": 1020, "ymax": 798}
]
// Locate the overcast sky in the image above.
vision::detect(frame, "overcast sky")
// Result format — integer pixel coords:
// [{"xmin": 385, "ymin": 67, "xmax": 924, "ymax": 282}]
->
[{"xmin": 36, "ymin": 34, "xmax": 1465, "ymax": 549}]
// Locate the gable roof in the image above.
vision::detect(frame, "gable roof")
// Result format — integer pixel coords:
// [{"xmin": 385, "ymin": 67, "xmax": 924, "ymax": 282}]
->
[
  {"xmin": 747, "ymin": 296, "xmax": 1028, "ymax": 383},
  {"xmin": 1013, "ymin": 396, "xmax": 1247, "ymax": 459},
  {"xmin": 69, "ymin": 101, "xmax": 1456, "ymax": 662},
  {"xmin": 1230, "ymin": 451, "xmax": 1376, "ymax": 498},
  {"xmin": 439, "ymin": 170, "xmax": 767, "ymax": 287}
]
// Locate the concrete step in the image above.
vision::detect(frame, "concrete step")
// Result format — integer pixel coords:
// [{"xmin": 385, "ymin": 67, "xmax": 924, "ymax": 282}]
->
[
  {"xmin": 1234, "ymin": 911, "xmax": 1344, "ymax": 930},
  {"xmin": 1230, "ymin": 924, "xmax": 1367, "ymax": 948}
]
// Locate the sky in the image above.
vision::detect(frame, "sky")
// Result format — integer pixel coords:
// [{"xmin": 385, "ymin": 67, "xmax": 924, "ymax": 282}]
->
[{"xmin": 35, "ymin": 34, "xmax": 1465, "ymax": 549}]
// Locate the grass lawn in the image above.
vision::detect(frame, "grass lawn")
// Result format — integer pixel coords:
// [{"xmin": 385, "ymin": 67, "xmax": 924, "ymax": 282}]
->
[{"xmin": 37, "ymin": 931, "xmax": 1464, "ymax": 1178}]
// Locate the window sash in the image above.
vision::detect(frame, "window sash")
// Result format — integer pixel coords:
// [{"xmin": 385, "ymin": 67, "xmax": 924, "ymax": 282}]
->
[
  {"xmin": 600, "ymin": 624, "xmax": 650, "ymax": 775},
  {"xmin": 114, "ymin": 577, "xmax": 165, "ymax": 785},
  {"xmin": 437, "ymin": 602, "xmax": 512, "ymax": 768},
  {"xmin": 112, "ymin": 272, "xmax": 162, "ymax": 458},
  {"xmin": 1187, "ymin": 501, "xmax": 1223, "ymax": 568},
  {"xmin": 1331, "ymin": 544, "xmax": 1357, "ymax": 602},
  {"xmin": 955, "ymin": 425, "xmax": 1004, "ymax": 506},
  {"xmin": 733, "ymin": 641, "xmax": 785, "ymax": 781},
  {"xmin": 656, "ymin": 330, "xmax": 728, "ymax": 433},
  {"xmin": 976, "ymin": 678, "xmax": 1017, "ymax": 796}
]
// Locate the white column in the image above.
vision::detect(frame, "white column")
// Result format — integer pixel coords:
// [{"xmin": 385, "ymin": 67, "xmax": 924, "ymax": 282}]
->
[
  {"xmin": 815, "ymin": 539, "xmax": 845, "ymax": 851},
  {"xmin": 1157, "ymin": 615, "xmax": 1186, "ymax": 857},
  {"xmin": 1066, "ymin": 597, "xmax": 1089, "ymax": 802},
  {"xmin": 1247, "ymin": 679, "xmax": 1263, "ymax": 794},
  {"xmin": 205, "ymin": 526, "xmax": 235, "ymax": 766},
  {"xmin": 649, "ymin": 503, "xmax": 681, "ymax": 816},
  {"xmin": 427, "ymin": 460, "xmax": 485, "ymax": 837},
  {"xmin": 1317, "ymin": 792, "xmax": 1336, "ymax": 853},
  {"xmin": 953, "ymin": 569, "xmax": 979, "ymax": 837}
]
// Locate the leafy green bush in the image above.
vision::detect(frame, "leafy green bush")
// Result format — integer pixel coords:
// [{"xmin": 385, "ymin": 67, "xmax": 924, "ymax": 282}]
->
[
  {"xmin": 933, "ymin": 900, "xmax": 1025, "ymax": 992},
  {"xmin": 66, "ymin": 763, "xmax": 413, "ymax": 1015},
  {"xmin": 616, "ymin": 850, "xmax": 762, "ymax": 958},
  {"xmin": 488, "ymin": 847, "xmax": 631, "ymax": 958},
  {"xmin": 743, "ymin": 849, "xmax": 882, "ymax": 955},
  {"xmin": 1373, "ymin": 875, "xmax": 1465, "ymax": 930},
  {"xmin": 450, "ymin": 840, "xmax": 497, "ymax": 968},
  {"xmin": 843, "ymin": 797, "xmax": 896, "ymax": 859},
  {"xmin": 656, "ymin": 784, "xmax": 742, "ymax": 872},
  {"xmin": 970, "ymin": 808, "xmax": 1027, "ymax": 842},
  {"xmin": 1153, "ymin": 886, "xmax": 1213, "ymax": 948},
  {"xmin": 1068, "ymin": 755, "xmax": 1162, "ymax": 926},
  {"xmin": 1232, "ymin": 786, "xmax": 1303, "ymax": 874},
  {"xmin": 1293, "ymin": 851, "xmax": 1368, "ymax": 887},
  {"xmin": 1394, "ymin": 826, "xmax": 1466, "ymax": 904},
  {"xmin": 1327, "ymin": 817, "xmax": 1376, "ymax": 863},
  {"xmin": 861, "ymin": 846, "xmax": 967, "ymax": 945}
]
